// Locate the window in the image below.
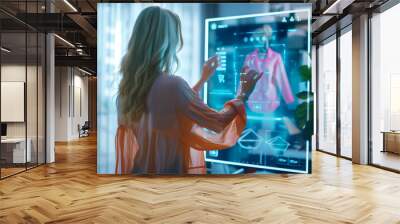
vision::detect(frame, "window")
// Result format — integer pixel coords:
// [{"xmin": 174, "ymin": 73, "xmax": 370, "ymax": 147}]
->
[
  {"xmin": 339, "ymin": 29, "xmax": 352, "ymax": 158},
  {"xmin": 371, "ymin": 3, "xmax": 400, "ymax": 171},
  {"xmin": 317, "ymin": 37, "xmax": 337, "ymax": 154}
]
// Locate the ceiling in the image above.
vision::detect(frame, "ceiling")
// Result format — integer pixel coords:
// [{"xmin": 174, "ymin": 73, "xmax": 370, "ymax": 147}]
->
[{"xmin": 0, "ymin": 0, "xmax": 98, "ymax": 74}]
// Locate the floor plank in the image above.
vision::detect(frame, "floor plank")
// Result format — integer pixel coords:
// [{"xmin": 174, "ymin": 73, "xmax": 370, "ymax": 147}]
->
[{"xmin": 1, "ymin": 135, "xmax": 400, "ymax": 223}]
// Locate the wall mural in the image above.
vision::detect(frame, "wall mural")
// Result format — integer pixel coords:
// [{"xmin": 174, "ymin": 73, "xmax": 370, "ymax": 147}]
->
[{"xmin": 97, "ymin": 3, "xmax": 312, "ymax": 175}]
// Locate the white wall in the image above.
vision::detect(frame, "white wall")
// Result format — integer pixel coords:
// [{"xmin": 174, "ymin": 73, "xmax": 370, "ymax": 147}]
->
[
  {"xmin": 54, "ymin": 67, "xmax": 89, "ymax": 141},
  {"xmin": 55, "ymin": 66, "xmax": 68, "ymax": 141},
  {"xmin": 1, "ymin": 65, "xmax": 27, "ymax": 140},
  {"xmin": 1, "ymin": 65, "xmax": 41, "ymax": 137},
  {"xmin": 1, "ymin": 65, "xmax": 26, "ymax": 144},
  {"xmin": 72, "ymin": 73, "xmax": 89, "ymax": 138}
]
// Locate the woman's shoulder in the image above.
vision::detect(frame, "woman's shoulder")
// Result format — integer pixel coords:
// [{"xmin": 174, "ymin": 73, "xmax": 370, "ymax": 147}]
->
[
  {"xmin": 160, "ymin": 75, "xmax": 188, "ymax": 88},
  {"xmin": 154, "ymin": 75, "xmax": 191, "ymax": 101},
  {"xmin": 167, "ymin": 74, "xmax": 186, "ymax": 82}
]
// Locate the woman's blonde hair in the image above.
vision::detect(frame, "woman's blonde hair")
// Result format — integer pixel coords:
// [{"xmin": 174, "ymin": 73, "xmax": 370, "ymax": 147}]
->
[{"xmin": 118, "ymin": 6, "xmax": 183, "ymax": 124}]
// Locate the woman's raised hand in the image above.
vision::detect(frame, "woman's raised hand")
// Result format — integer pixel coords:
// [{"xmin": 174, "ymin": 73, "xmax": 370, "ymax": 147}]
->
[
  {"xmin": 201, "ymin": 55, "xmax": 220, "ymax": 82},
  {"xmin": 237, "ymin": 66, "xmax": 263, "ymax": 101}
]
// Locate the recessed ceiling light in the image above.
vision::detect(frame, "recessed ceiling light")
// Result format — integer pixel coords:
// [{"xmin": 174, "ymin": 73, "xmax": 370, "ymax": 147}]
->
[
  {"xmin": 78, "ymin": 67, "xmax": 93, "ymax": 76},
  {"xmin": 63, "ymin": 0, "xmax": 78, "ymax": 12},
  {"xmin": 54, "ymin": 34, "xmax": 75, "ymax": 48},
  {"xmin": 322, "ymin": 0, "xmax": 355, "ymax": 15},
  {"xmin": 1, "ymin": 47, "xmax": 11, "ymax": 53}
]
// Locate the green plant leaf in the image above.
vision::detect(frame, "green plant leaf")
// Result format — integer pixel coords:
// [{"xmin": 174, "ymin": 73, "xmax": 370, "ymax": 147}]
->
[
  {"xmin": 296, "ymin": 91, "xmax": 314, "ymax": 100},
  {"xmin": 302, "ymin": 120, "xmax": 314, "ymax": 139},
  {"xmin": 299, "ymin": 65, "xmax": 311, "ymax": 82},
  {"xmin": 294, "ymin": 102, "xmax": 308, "ymax": 128},
  {"xmin": 294, "ymin": 102, "xmax": 314, "ymax": 131}
]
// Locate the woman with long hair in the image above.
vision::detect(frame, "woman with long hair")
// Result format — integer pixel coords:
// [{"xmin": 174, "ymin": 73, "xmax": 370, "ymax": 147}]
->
[{"xmin": 115, "ymin": 6, "xmax": 261, "ymax": 174}]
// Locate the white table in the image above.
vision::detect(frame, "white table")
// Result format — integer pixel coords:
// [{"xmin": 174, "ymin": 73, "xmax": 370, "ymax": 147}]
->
[{"xmin": 1, "ymin": 138, "xmax": 31, "ymax": 163}]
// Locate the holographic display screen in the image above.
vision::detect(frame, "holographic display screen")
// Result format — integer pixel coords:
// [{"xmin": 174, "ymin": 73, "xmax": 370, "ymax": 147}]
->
[{"xmin": 204, "ymin": 9, "xmax": 312, "ymax": 173}]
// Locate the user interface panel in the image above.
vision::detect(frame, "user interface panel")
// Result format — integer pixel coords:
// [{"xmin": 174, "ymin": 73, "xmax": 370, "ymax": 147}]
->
[{"xmin": 204, "ymin": 9, "xmax": 312, "ymax": 173}]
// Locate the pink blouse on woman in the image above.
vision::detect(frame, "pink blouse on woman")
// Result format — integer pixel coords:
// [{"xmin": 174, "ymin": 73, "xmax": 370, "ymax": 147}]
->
[{"xmin": 115, "ymin": 75, "xmax": 246, "ymax": 174}]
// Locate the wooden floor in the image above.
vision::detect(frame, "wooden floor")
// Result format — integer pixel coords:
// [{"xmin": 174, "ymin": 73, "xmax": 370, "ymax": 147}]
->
[
  {"xmin": 372, "ymin": 150, "xmax": 400, "ymax": 171},
  {"xmin": 1, "ymin": 167, "xmax": 26, "ymax": 178},
  {"xmin": 1, "ymin": 135, "xmax": 400, "ymax": 224}
]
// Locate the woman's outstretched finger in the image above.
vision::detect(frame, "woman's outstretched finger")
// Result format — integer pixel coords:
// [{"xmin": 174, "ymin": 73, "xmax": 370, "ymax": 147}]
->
[
  {"xmin": 247, "ymin": 70, "xmax": 258, "ymax": 80},
  {"xmin": 210, "ymin": 55, "xmax": 219, "ymax": 66}
]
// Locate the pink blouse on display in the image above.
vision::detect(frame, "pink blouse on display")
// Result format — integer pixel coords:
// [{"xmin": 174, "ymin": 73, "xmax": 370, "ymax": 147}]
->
[
  {"xmin": 115, "ymin": 75, "xmax": 247, "ymax": 174},
  {"xmin": 244, "ymin": 48, "xmax": 294, "ymax": 113}
]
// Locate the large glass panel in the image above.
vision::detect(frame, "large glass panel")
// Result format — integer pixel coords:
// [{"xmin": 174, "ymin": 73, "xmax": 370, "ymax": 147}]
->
[
  {"xmin": 339, "ymin": 29, "xmax": 352, "ymax": 158},
  {"xmin": 27, "ymin": 30, "xmax": 38, "ymax": 169},
  {"xmin": 371, "ymin": 4, "xmax": 400, "ymax": 171},
  {"xmin": 317, "ymin": 37, "xmax": 337, "ymax": 154},
  {"xmin": 1, "ymin": 31, "xmax": 27, "ymax": 177},
  {"xmin": 38, "ymin": 32, "xmax": 45, "ymax": 165},
  {"xmin": 26, "ymin": 0, "xmax": 44, "ymax": 169},
  {"xmin": 0, "ymin": 0, "xmax": 46, "ymax": 178}
]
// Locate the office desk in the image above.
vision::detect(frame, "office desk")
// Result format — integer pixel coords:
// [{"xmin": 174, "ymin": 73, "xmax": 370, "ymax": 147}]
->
[
  {"xmin": 1, "ymin": 138, "xmax": 31, "ymax": 163},
  {"xmin": 382, "ymin": 131, "xmax": 400, "ymax": 154}
]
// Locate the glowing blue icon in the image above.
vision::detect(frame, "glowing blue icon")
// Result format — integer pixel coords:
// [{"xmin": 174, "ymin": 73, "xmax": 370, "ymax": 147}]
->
[
  {"xmin": 209, "ymin": 150, "xmax": 218, "ymax": 157},
  {"xmin": 238, "ymin": 129, "xmax": 262, "ymax": 150},
  {"xmin": 278, "ymin": 158, "xmax": 287, "ymax": 163},
  {"xmin": 289, "ymin": 16, "xmax": 295, "ymax": 22},
  {"xmin": 218, "ymin": 74, "xmax": 225, "ymax": 83},
  {"xmin": 256, "ymin": 36, "xmax": 260, "ymax": 41},
  {"xmin": 265, "ymin": 136, "xmax": 290, "ymax": 154},
  {"xmin": 211, "ymin": 23, "xmax": 217, "ymax": 30},
  {"xmin": 262, "ymin": 36, "xmax": 266, "ymax": 41},
  {"xmin": 282, "ymin": 17, "xmax": 287, "ymax": 23},
  {"xmin": 244, "ymin": 37, "xmax": 248, "ymax": 42},
  {"xmin": 296, "ymin": 15, "xmax": 300, "ymax": 22},
  {"xmin": 250, "ymin": 37, "xmax": 254, "ymax": 42}
]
